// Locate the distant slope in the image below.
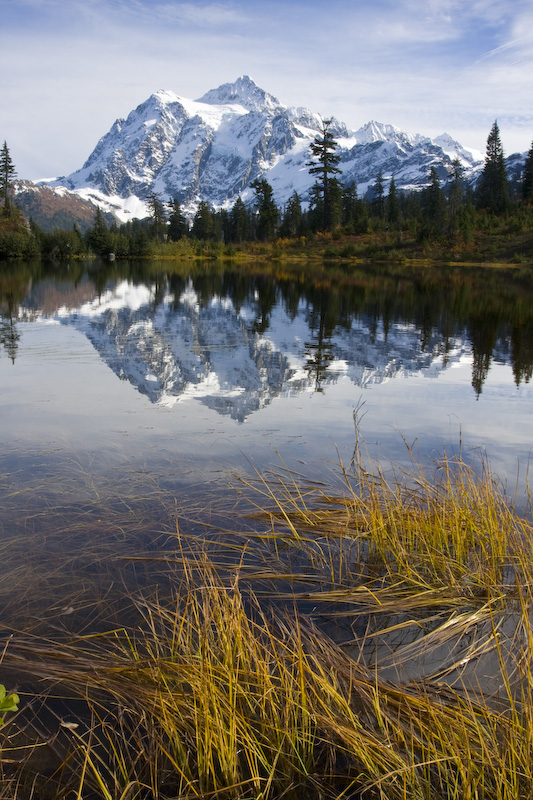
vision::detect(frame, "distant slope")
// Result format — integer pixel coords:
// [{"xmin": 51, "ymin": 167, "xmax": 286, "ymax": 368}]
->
[{"xmin": 14, "ymin": 181, "xmax": 116, "ymax": 232}]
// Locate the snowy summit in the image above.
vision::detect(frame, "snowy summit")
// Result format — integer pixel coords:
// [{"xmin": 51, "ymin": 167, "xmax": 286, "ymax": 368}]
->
[{"xmin": 45, "ymin": 76, "xmax": 485, "ymax": 222}]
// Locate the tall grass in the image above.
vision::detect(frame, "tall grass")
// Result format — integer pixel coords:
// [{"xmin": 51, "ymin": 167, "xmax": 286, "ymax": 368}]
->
[{"xmin": 2, "ymin": 447, "xmax": 533, "ymax": 798}]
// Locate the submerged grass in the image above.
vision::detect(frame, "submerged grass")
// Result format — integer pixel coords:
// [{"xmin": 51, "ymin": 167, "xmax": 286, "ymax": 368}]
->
[{"xmin": 2, "ymin": 446, "xmax": 533, "ymax": 798}]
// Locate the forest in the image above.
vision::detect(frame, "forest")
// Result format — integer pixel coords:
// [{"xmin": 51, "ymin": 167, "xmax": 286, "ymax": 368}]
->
[{"xmin": 1, "ymin": 121, "xmax": 532, "ymax": 263}]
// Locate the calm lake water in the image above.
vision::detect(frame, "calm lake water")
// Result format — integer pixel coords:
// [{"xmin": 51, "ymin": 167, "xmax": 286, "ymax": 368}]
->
[{"xmin": 2, "ymin": 258, "xmax": 533, "ymax": 553}]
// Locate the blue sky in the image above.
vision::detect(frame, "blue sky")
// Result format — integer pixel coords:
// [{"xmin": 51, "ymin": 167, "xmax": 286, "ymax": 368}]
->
[{"xmin": 1, "ymin": 0, "xmax": 532, "ymax": 180}]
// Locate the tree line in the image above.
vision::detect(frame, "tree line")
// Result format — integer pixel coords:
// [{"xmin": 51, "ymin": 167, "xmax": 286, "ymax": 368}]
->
[{"xmin": 1, "ymin": 120, "xmax": 533, "ymax": 260}]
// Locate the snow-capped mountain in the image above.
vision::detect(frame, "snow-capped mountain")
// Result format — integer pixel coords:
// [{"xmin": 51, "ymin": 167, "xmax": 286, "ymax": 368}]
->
[{"xmin": 47, "ymin": 75, "xmax": 486, "ymax": 221}]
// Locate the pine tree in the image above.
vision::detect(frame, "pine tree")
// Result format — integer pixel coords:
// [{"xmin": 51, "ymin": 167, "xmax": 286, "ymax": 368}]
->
[
  {"xmin": 421, "ymin": 167, "xmax": 445, "ymax": 239},
  {"xmin": 191, "ymin": 201, "xmax": 217, "ymax": 240},
  {"xmin": 305, "ymin": 182, "xmax": 321, "ymax": 232},
  {"xmin": 229, "ymin": 196, "xmax": 251, "ymax": 242},
  {"xmin": 523, "ymin": 140, "xmax": 533, "ymax": 203},
  {"xmin": 167, "ymin": 198, "xmax": 188, "ymax": 241},
  {"xmin": 307, "ymin": 120, "xmax": 342, "ymax": 230},
  {"xmin": 147, "ymin": 192, "xmax": 167, "ymax": 241},
  {"xmin": 250, "ymin": 178, "xmax": 278, "ymax": 240},
  {"xmin": 478, "ymin": 121, "xmax": 509, "ymax": 213},
  {"xmin": 86, "ymin": 208, "xmax": 112, "ymax": 256},
  {"xmin": 372, "ymin": 171, "xmax": 385, "ymax": 220},
  {"xmin": 0, "ymin": 141, "xmax": 17, "ymax": 216},
  {"xmin": 280, "ymin": 191, "xmax": 302, "ymax": 238},
  {"xmin": 341, "ymin": 182, "xmax": 358, "ymax": 231},
  {"xmin": 386, "ymin": 176, "xmax": 400, "ymax": 226},
  {"xmin": 447, "ymin": 158, "xmax": 464, "ymax": 229}
]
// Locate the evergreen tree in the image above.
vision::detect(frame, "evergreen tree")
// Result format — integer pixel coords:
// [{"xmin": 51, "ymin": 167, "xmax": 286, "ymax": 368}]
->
[
  {"xmin": 421, "ymin": 167, "xmax": 445, "ymax": 239},
  {"xmin": 279, "ymin": 191, "xmax": 302, "ymax": 237},
  {"xmin": 128, "ymin": 218, "xmax": 151, "ymax": 257},
  {"xmin": 371, "ymin": 171, "xmax": 385, "ymax": 220},
  {"xmin": 0, "ymin": 141, "xmax": 17, "ymax": 217},
  {"xmin": 147, "ymin": 192, "xmax": 167, "ymax": 241},
  {"xmin": 386, "ymin": 176, "xmax": 400, "ymax": 226},
  {"xmin": 308, "ymin": 182, "xmax": 324, "ymax": 232},
  {"xmin": 213, "ymin": 209, "xmax": 227, "ymax": 243},
  {"xmin": 86, "ymin": 208, "xmax": 112, "ymax": 256},
  {"xmin": 191, "ymin": 201, "xmax": 217, "ymax": 240},
  {"xmin": 447, "ymin": 158, "xmax": 464, "ymax": 234},
  {"xmin": 167, "ymin": 198, "xmax": 188, "ymax": 241},
  {"xmin": 341, "ymin": 182, "xmax": 358, "ymax": 231},
  {"xmin": 328, "ymin": 178, "xmax": 343, "ymax": 230},
  {"xmin": 250, "ymin": 178, "xmax": 278, "ymax": 240},
  {"xmin": 523, "ymin": 140, "xmax": 533, "ymax": 203},
  {"xmin": 229, "ymin": 196, "xmax": 251, "ymax": 242},
  {"xmin": 307, "ymin": 120, "xmax": 342, "ymax": 230},
  {"xmin": 478, "ymin": 121, "xmax": 509, "ymax": 213}
]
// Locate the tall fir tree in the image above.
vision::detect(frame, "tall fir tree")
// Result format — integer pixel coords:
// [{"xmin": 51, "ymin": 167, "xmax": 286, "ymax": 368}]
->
[
  {"xmin": 86, "ymin": 208, "xmax": 112, "ymax": 256},
  {"xmin": 386, "ymin": 176, "xmax": 400, "ymax": 226},
  {"xmin": 0, "ymin": 141, "xmax": 17, "ymax": 216},
  {"xmin": 191, "ymin": 201, "xmax": 217, "ymax": 240},
  {"xmin": 250, "ymin": 178, "xmax": 278, "ymax": 240},
  {"xmin": 147, "ymin": 192, "xmax": 167, "ymax": 241},
  {"xmin": 280, "ymin": 191, "xmax": 302, "ymax": 237},
  {"xmin": 167, "ymin": 198, "xmax": 188, "ymax": 241},
  {"xmin": 447, "ymin": 158, "xmax": 464, "ymax": 228},
  {"xmin": 341, "ymin": 182, "xmax": 358, "ymax": 231},
  {"xmin": 372, "ymin": 171, "xmax": 385, "ymax": 220},
  {"xmin": 522, "ymin": 140, "xmax": 533, "ymax": 203},
  {"xmin": 477, "ymin": 121, "xmax": 509, "ymax": 213},
  {"xmin": 307, "ymin": 120, "xmax": 342, "ymax": 230},
  {"xmin": 421, "ymin": 167, "xmax": 445, "ymax": 239},
  {"xmin": 229, "ymin": 196, "xmax": 251, "ymax": 242}
]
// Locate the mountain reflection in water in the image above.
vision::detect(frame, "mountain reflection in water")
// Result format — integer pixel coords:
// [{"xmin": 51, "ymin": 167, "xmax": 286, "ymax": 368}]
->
[{"xmin": 2, "ymin": 260, "xmax": 533, "ymax": 422}]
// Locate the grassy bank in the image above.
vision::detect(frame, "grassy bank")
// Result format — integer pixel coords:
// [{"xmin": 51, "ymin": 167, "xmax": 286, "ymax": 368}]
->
[
  {"xmin": 2, "ymin": 448, "xmax": 533, "ymax": 798},
  {"xmin": 138, "ymin": 227, "xmax": 533, "ymax": 267}
]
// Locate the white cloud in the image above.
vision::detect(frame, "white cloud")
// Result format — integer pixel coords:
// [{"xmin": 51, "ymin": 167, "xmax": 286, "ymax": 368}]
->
[
  {"xmin": 150, "ymin": 2, "xmax": 248, "ymax": 26},
  {"xmin": 1, "ymin": 0, "xmax": 531, "ymax": 180}
]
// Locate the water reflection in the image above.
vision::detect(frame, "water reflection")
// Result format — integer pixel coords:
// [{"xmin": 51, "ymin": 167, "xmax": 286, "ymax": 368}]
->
[{"xmin": 2, "ymin": 260, "xmax": 533, "ymax": 420}]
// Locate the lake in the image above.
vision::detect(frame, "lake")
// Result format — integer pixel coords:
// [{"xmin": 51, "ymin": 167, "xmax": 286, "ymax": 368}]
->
[
  {"xmin": 2, "ymin": 257, "xmax": 533, "ymax": 594},
  {"xmin": 3, "ymin": 258, "xmax": 533, "ymax": 796}
]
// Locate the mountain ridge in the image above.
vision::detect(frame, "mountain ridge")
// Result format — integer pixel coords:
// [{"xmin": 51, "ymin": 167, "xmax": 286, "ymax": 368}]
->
[{"xmin": 35, "ymin": 75, "xmax": 523, "ymax": 223}]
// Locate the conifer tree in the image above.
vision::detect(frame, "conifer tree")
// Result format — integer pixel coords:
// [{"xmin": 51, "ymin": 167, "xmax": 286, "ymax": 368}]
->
[
  {"xmin": 421, "ymin": 167, "xmax": 445, "ymax": 239},
  {"xmin": 522, "ymin": 140, "xmax": 533, "ymax": 204},
  {"xmin": 86, "ymin": 208, "xmax": 112, "ymax": 256},
  {"xmin": 229, "ymin": 196, "xmax": 251, "ymax": 242},
  {"xmin": 307, "ymin": 120, "xmax": 342, "ymax": 230},
  {"xmin": 478, "ymin": 121, "xmax": 509, "ymax": 213},
  {"xmin": 386, "ymin": 176, "xmax": 400, "ymax": 226},
  {"xmin": 250, "ymin": 178, "xmax": 278, "ymax": 240},
  {"xmin": 147, "ymin": 192, "xmax": 167, "ymax": 241},
  {"xmin": 167, "ymin": 198, "xmax": 188, "ymax": 241},
  {"xmin": 0, "ymin": 141, "xmax": 17, "ymax": 216},
  {"xmin": 341, "ymin": 182, "xmax": 358, "ymax": 231},
  {"xmin": 447, "ymin": 159, "xmax": 464, "ymax": 219},
  {"xmin": 372, "ymin": 171, "xmax": 385, "ymax": 220},
  {"xmin": 191, "ymin": 201, "xmax": 217, "ymax": 240},
  {"xmin": 280, "ymin": 191, "xmax": 302, "ymax": 237}
]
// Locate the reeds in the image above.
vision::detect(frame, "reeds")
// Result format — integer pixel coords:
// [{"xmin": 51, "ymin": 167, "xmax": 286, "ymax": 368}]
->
[{"xmin": 2, "ymin": 446, "xmax": 533, "ymax": 798}]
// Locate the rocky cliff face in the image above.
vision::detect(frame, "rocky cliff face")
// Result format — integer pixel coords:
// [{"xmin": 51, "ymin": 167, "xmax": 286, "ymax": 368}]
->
[{"xmin": 46, "ymin": 76, "xmax": 488, "ymax": 221}]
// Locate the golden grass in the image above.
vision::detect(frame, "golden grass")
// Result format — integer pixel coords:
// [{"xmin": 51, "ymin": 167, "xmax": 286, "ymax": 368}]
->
[{"xmin": 1, "ymin": 447, "xmax": 533, "ymax": 798}]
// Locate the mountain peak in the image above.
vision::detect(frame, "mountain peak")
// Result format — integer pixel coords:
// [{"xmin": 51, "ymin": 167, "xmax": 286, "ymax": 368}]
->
[
  {"xmin": 46, "ymin": 77, "xmax": 486, "ymax": 223},
  {"xmin": 196, "ymin": 75, "xmax": 283, "ymax": 113},
  {"xmin": 433, "ymin": 132, "xmax": 483, "ymax": 165},
  {"xmin": 354, "ymin": 120, "xmax": 414, "ymax": 145}
]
